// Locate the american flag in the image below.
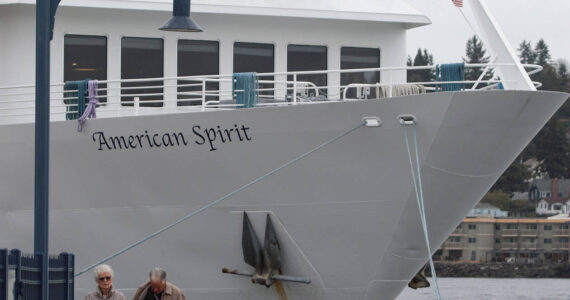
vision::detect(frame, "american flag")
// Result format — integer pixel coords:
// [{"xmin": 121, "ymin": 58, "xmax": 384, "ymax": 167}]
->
[{"xmin": 452, "ymin": 0, "xmax": 463, "ymax": 7}]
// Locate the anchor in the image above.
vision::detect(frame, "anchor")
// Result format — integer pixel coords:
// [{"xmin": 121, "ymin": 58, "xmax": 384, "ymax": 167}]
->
[
  {"xmin": 222, "ymin": 212, "xmax": 311, "ymax": 287},
  {"xmin": 408, "ymin": 264, "xmax": 431, "ymax": 289}
]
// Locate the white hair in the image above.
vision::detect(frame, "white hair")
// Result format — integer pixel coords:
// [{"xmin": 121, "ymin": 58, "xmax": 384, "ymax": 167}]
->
[
  {"xmin": 149, "ymin": 267, "xmax": 167, "ymax": 282},
  {"xmin": 93, "ymin": 264, "xmax": 114, "ymax": 280}
]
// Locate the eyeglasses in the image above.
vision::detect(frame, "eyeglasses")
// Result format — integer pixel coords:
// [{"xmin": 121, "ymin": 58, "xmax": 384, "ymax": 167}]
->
[{"xmin": 98, "ymin": 276, "xmax": 112, "ymax": 281}]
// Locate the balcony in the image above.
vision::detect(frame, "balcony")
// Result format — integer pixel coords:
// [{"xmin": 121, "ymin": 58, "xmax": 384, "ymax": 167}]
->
[
  {"xmin": 449, "ymin": 229, "xmax": 467, "ymax": 236},
  {"xmin": 443, "ymin": 242, "xmax": 464, "ymax": 249},
  {"xmin": 501, "ymin": 229, "xmax": 519, "ymax": 236},
  {"xmin": 552, "ymin": 242, "xmax": 569, "ymax": 250},
  {"xmin": 500, "ymin": 242, "xmax": 518, "ymax": 249},
  {"xmin": 553, "ymin": 229, "xmax": 569, "ymax": 236},
  {"xmin": 519, "ymin": 243, "xmax": 538, "ymax": 249},
  {"xmin": 520, "ymin": 230, "xmax": 538, "ymax": 236}
]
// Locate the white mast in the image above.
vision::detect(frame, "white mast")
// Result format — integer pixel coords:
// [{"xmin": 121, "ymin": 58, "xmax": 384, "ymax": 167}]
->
[{"xmin": 458, "ymin": 0, "xmax": 536, "ymax": 90}]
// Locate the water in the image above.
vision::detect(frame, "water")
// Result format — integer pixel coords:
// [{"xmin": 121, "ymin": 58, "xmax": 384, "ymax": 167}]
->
[{"xmin": 397, "ymin": 278, "xmax": 570, "ymax": 300}]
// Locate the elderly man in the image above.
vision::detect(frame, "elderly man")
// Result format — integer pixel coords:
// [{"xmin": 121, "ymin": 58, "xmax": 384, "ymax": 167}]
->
[
  {"xmin": 85, "ymin": 264, "xmax": 126, "ymax": 300},
  {"xmin": 132, "ymin": 268, "xmax": 186, "ymax": 300}
]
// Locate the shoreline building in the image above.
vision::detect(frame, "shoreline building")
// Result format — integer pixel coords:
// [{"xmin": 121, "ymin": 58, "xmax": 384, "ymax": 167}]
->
[
  {"xmin": 436, "ymin": 216, "xmax": 570, "ymax": 263},
  {"xmin": 531, "ymin": 178, "xmax": 570, "ymax": 215}
]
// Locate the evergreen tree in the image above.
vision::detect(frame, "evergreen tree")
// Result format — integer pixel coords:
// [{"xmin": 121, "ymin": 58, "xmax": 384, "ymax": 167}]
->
[
  {"xmin": 535, "ymin": 64, "xmax": 559, "ymax": 91},
  {"xmin": 557, "ymin": 62, "xmax": 570, "ymax": 118},
  {"xmin": 534, "ymin": 39, "xmax": 551, "ymax": 66},
  {"xmin": 518, "ymin": 40, "xmax": 536, "ymax": 64},
  {"xmin": 463, "ymin": 35, "xmax": 493, "ymax": 87},
  {"xmin": 558, "ymin": 63, "xmax": 569, "ymax": 92},
  {"xmin": 407, "ymin": 48, "xmax": 435, "ymax": 83},
  {"xmin": 534, "ymin": 117, "xmax": 570, "ymax": 178},
  {"xmin": 490, "ymin": 156, "xmax": 531, "ymax": 195}
]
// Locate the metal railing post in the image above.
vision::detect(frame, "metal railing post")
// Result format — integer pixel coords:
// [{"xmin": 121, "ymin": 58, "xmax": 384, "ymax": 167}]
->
[
  {"xmin": 10, "ymin": 250, "xmax": 21, "ymax": 300},
  {"xmin": 61, "ymin": 253, "xmax": 74, "ymax": 300},
  {"xmin": 0, "ymin": 249, "xmax": 7, "ymax": 300},
  {"xmin": 292, "ymin": 74, "xmax": 297, "ymax": 104},
  {"xmin": 134, "ymin": 97, "xmax": 140, "ymax": 115},
  {"xmin": 201, "ymin": 79, "xmax": 206, "ymax": 112}
]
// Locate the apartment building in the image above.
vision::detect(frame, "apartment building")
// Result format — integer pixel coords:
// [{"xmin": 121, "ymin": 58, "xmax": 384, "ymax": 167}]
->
[{"xmin": 436, "ymin": 217, "xmax": 570, "ymax": 263}]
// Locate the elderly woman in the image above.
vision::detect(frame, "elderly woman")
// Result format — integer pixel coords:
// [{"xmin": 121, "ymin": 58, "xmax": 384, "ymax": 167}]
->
[{"xmin": 85, "ymin": 264, "xmax": 126, "ymax": 300}]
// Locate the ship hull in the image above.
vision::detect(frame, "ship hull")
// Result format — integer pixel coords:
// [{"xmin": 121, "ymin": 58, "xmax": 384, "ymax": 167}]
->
[{"xmin": 0, "ymin": 90, "xmax": 567, "ymax": 299}]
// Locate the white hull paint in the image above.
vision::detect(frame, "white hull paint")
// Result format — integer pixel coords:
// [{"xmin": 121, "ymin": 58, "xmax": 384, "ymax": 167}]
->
[{"xmin": 0, "ymin": 90, "xmax": 567, "ymax": 299}]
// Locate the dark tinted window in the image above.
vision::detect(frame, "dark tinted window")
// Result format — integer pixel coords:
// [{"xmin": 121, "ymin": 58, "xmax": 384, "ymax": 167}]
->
[
  {"xmin": 178, "ymin": 40, "xmax": 219, "ymax": 106},
  {"xmin": 64, "ymin": 35, "xmax": 107, "ymax": 102},
  {"xmin": 341, "ymin": 47, "xmax": 380, "ymax": 98},
  {"xmin": 234, "ymin": 42, "xmax": 274, "ymax": 96},
  {"xmin": 121, "ymin": 37, "xmax": 164, "ymax": 107},
  {"xmin": 287, "ymin": 45, "xmax": 327, "ymax": 96}
]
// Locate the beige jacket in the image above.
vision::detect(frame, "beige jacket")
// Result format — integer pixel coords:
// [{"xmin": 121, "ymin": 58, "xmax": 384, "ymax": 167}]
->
[
  {"xmin": 85, "ymin": 286, "xmax": 126, "ymax": 300},
  {"xmin": 132, "ymin": 281, "xmax": 186, "ymax": 300}
]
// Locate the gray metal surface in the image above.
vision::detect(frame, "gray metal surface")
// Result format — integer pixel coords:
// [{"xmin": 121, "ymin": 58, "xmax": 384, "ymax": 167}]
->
[{"xmin": 0, "ymin": 90, "xmax": 567, "ymax": 299}]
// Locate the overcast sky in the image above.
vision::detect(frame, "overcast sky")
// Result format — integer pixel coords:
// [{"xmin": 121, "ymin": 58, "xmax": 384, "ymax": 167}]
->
[{"xmin": 406, "ymin": 0, "xmax": 570, "ymax": 64}]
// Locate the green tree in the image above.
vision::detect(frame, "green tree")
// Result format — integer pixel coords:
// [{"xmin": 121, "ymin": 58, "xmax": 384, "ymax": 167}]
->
[
  {"xmin": 534, "ymin": 39, "xmax": 551, "ymax": 66},
  {"xmin": 407, "ymin": 48, "xmax": 435, "ymax": 83},
  {"xmin": 518, "ymin": 40, "xmax": 536, "ymax": 64},
  {"xmin": 558, "ymin": 63, "xmax": 569, "ymax": 92},
  {"xmin": 490, "ymin": 156, "xmax": 531, "ymax": 195},
  {"xmin": 533, "ymin": 117, "xmax": 570, "ymax": 178},
  {"xmin": 463, "ymin": 35, "xmax": 493, "ymax": 87},
  {"xmin": 481, "ymin": 191, "xmax": 536, "ymax": 217},
  {"xmin": 557, "ymin": 62, "xmax": 570, "ymax": 119}
]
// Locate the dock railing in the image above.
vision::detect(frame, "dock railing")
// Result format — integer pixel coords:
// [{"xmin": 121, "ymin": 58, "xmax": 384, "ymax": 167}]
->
[
  {"xmin": 0, "ymin": 63, "xmax": 543, "ymax": 124},
  {"xmin": 0, "ymin": 249, "xmax": 74, "ymax": 300}
]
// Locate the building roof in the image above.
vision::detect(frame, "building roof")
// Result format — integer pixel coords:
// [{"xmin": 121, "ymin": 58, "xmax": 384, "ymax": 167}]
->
[
  {"xmin": 463, "ymin": 217, "xmax": 570, "ymax": 224},
  {"xmin": 532, "ymin": 178, "xmax": 570, "ymax": 196},
  {"xmin": 548, "ymin": 213, "xmax": 570, "ymax": 220},
  {"xmin": 1, "ymin": 0, "xmax": 431, "ymax": 27}
]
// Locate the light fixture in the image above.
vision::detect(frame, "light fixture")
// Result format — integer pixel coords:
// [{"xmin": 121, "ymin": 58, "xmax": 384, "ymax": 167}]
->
[{"xmin": 159, "ymin": 0, "xmax": 203, "ymax": 32}]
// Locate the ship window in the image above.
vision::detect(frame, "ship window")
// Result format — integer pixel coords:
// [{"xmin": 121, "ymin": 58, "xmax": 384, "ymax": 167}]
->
[
  {"xmin": 341, "ymin": 47, "xmax": 380, "ymax": 99},
  {"xmin": 287, "ymin": 45, "xmax": 327, "ymax": 97},
  {"xmin": 121, "ymin": 37, "xmax": 164, "ymax": 107},
  {"xmin": 64, "ymin": 35, "xmax": 107, "ymax": 103},
  {"xmin": 178, "ymin": 40, "xmax": 219, "ymax": 106},
  {"xmin": 234, "ymin": 42, "xmax": 274, "ymax": 96}
]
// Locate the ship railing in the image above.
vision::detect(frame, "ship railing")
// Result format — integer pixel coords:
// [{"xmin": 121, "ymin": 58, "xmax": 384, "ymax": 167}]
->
[{"xmin": 0, "ymin": 63, "xmax": 543, "ymax": 124}]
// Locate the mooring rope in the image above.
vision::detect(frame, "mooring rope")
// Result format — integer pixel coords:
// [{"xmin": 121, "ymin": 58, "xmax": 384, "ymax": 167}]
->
[
  {"xmin": 75, "ymin": 121, "xmax": 365, "ymax": 277},
  {"xmin": 402, "ymin": 123, "xmax": 442, "ymax": 300}
]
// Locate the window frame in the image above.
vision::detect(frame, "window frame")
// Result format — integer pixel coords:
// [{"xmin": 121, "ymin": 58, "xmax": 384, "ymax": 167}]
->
[
  {"xmin": 120, "ymin": 36, "xmax": 165, "ymax": 107},
  {"xmin": 177, "ymin": 39, "xmax": 220, "ymax": 106},
  {"xmin": 233, "ymin": 42, "xmax": 275, "ymax": 96}
]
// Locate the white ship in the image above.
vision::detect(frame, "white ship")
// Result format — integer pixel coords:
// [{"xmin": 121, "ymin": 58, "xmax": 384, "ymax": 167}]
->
[{"xmin": 0, "ymin": 0, "xmax": 567, "ymax": 299}]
